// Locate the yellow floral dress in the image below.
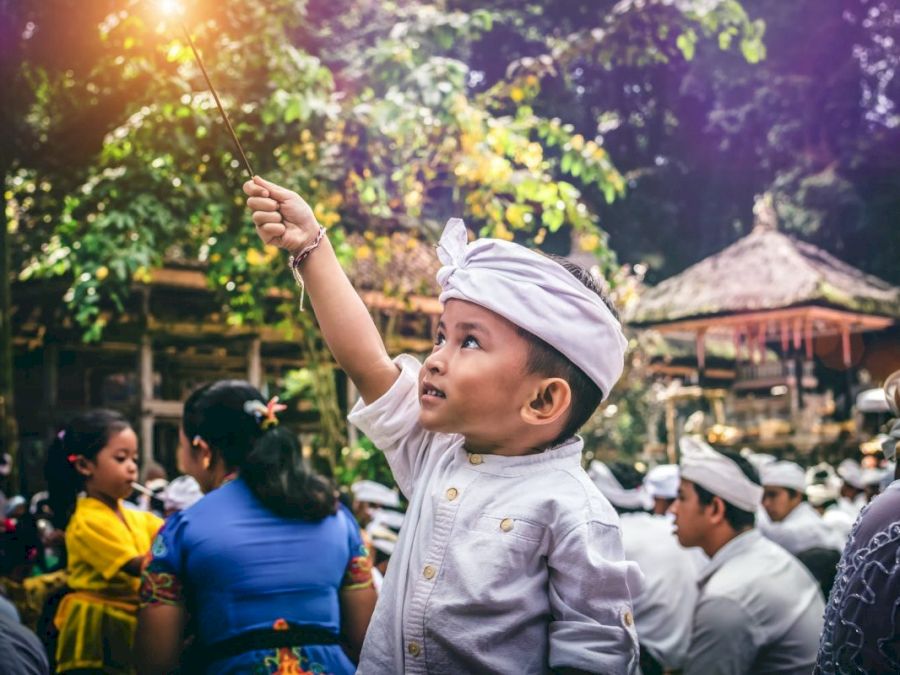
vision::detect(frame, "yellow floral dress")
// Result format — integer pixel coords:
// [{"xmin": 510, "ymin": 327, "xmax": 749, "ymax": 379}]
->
[{"xmin": 55, "ymin": 497, "xmax": 162, "ymax": 673}]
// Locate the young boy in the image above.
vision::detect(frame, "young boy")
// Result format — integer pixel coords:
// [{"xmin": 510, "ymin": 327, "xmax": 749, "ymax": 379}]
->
[{"xmin": 245, "ymin": 176, "xmax": 642, "ymax": 674}]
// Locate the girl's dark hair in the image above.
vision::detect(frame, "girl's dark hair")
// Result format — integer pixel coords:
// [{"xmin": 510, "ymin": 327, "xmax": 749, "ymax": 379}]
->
[
  {"xmin": 183, "ymin": 380, "xmax": 336, "ymax": 521},
  {"xmin": 44, "ymin": 409, "xmax": 131, "ymax": 530}
]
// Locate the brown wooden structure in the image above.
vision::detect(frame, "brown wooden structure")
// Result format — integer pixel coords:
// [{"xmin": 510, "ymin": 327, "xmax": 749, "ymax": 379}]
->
[
  {"xmin": 629, "ymin": 195, "xmax": 900, "ymax": 455},
  {"xmin": 11, "ymin": 232, "xmax": 443, "ymax": 490}
]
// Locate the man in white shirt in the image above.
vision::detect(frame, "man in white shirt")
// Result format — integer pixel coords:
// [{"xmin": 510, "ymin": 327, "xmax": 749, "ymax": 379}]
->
[
  {"xmin": 589, "ymin": 462, "xmax": 698, "ymax": 674},
  {"xmin": 672, "ymin": 438, "xmax": 824, "ymax": 675},
  {"xmin": 759, "ymin": 461, "xmax": 843, "ymax": 555}
]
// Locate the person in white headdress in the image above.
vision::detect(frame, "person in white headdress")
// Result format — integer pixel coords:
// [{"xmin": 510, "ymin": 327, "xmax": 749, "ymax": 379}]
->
[
  {"xmin": 833, "ymin": 458, "xmax": 868, "ymax": 512},
  {"xmin": 589, "ymin": 461, "xmax": 699, "ymax": 674},
  {"xmin": 350, "ymin": 479, "xmax": 402, "ymax": 528},
  {"xmin": 643, "ymin": 464, "xmax": 680, "ymax": 516},
  {"xmin": 758, "ymin": 461, "xmax": 843, "ymax": 555},
  {"xmin": 672, "ymin": 437, "xmax": 824, "ymax": 675},
  {"xmin": 245, "ymin": 177, "xmax": 643, "ymax": 674},
  {"xmin": 350, "ymin": 480, "xmax": 406, "ymax": 593}
]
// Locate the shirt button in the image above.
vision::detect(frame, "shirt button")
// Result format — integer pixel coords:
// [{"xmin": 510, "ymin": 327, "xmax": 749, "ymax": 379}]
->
[
  {"xmin": 446, "ymin": 487, "xmax": 459, "ymax": 501},
  {"xmin": 623, "ymin": 610, "xmax": 634, "ymax": 627},
  {"xmin": 408, "ymin": 641, "xmax": 421, "ymax": 657},
  {"xmin": 423, "ymin": 565, "xmax": 436, "ymax": 580},
  {"xmin": 469, "ymin": 453, "xmax": 483, "ymax": 465},
  {"xmin": 500, "ymin": 518, "xmax": 514, "ymax": 532}
]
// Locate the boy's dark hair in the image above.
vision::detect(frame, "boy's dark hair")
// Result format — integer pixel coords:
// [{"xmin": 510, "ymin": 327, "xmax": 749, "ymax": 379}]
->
[
  {"xmin": 183, "ymin": 380, "xmax": 336, "ymax": 521},
  {"xmin": 694, "ymin": 451, "xmax": 760, "ymax": 531},
  {"xmin": 44, "ymin": 409, "xmax": 131, "ymax": 530},
  {"xmin": 784, "ymin": 487, "xmax": 804, "ymax": 501},
  {"xmin": 516, "ymin": 254, "xmax": 620, "ymax": 444}
]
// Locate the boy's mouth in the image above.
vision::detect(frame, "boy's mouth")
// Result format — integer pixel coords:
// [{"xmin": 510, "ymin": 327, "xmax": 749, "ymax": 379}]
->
[{"xmin": 422, "ymin": 383, "xmax": 446, "ymax": 399}]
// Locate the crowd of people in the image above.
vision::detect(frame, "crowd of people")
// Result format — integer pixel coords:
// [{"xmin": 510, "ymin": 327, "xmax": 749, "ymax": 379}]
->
[{"xmin": 0, "ymin": 175, "xmax": 896, "ymax": 673}]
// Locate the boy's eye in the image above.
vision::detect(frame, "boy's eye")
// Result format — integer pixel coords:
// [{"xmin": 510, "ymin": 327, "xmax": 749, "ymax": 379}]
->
[
  {"xmin": 433, "ymin": 332, "xmax": 446, "ymax": 346},
  {"xmin": 462, "ymin": 336, "xmax": 480, "ymax": 349}
]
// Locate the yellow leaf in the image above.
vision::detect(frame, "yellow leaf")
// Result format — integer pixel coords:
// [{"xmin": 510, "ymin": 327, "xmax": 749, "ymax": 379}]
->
[
  {"xmin": 356, "ymin": 245, "xmax": 372, "ymax": 260},
  {"xmin": 510, "ymin": 87, "xmax": 525, "ymax": 102},
  {"xmin": 495, "ymin": 222, "xmax": 514, "ymax": 241},
  {"xmin": 95, "ymin": 266, "xmax": 109, "ymax": 281},
  {"xmin": 579, "ymin": 233, "xmax": 600, "ymax": 251}
]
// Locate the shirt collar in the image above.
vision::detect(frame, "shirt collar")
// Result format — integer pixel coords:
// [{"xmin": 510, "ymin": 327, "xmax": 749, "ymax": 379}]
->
[
  {"xmin": 697, "ymin": 529, "xmax": 762, "ymax": 588},
  {"xmin": 460, "ymin": 435, "xmax": 584, "ymax": 473}
]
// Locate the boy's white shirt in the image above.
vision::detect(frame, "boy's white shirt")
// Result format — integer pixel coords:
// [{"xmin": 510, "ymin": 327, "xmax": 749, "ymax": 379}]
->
[{"xmin": 349, "ymin": 354, "xmax": 643, "ymax": 674}]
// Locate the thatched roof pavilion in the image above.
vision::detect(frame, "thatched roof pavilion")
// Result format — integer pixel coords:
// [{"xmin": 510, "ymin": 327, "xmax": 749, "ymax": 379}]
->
[{"xmin": 630, "ymin": 195, "xmax": 900, "ymax": 369}]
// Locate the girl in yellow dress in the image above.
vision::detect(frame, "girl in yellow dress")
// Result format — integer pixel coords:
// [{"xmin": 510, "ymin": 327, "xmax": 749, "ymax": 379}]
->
[{"xmin": 46, "ymin": 410, "xmax": 163, "ymax": 673}]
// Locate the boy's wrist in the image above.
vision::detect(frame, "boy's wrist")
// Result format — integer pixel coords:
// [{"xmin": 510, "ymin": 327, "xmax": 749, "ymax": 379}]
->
[{"xmin": 288, "ymin": 225, "xmax": 327, "ymax": 266}]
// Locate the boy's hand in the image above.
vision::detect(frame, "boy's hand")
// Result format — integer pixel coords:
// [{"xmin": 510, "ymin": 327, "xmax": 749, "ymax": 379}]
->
[{"xmin": 243, "ymin": 176, "xmax": 320, "ymax": 255}]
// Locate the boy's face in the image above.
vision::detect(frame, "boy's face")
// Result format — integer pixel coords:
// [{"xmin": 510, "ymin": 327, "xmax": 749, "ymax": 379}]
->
[
  {"xmin": 761, "ymin": 485, "xmax": 801, "ymax": 522},
  {"xmin": 670, "ymin": 479, "xmax": 710, "ymax": 549},
  {"xmin": 419, "ymin": 299, "xmax": 541, "ymax": 449}
]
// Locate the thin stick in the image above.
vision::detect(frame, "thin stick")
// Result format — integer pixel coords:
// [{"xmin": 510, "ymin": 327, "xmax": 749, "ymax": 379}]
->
[
  {"xmin": 131, "ymin": 481, "xmax": 155, "ymax": 497},
  {"xmin": 180, "ymin": 22, "xmax": 254, "ymax": 178}
]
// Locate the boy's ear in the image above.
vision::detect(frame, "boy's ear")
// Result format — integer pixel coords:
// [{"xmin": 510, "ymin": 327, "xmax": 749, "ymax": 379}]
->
[
  {"xmin": 707, "ymin": 495, "xmax": 727, "ymax": 526},
  {"xmin": 521, "ymin": 377, "xmax": 572, "ymax": 427}
]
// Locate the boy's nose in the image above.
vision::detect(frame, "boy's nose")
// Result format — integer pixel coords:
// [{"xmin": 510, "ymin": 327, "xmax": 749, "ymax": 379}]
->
[{"xmin": 424, "ymin": 352, "xmax": 447, "ymax": 374}]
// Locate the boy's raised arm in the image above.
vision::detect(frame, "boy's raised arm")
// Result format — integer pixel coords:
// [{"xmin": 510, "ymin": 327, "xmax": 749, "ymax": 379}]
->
[{"xmin": 244, "ymin": 176, "xmax": 400, "ymax": 404}]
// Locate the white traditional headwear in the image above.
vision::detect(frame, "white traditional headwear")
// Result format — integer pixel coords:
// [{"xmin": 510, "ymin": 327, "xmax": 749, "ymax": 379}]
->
[
  {"xmin": 805, "ymin": 483, "xmax": 838, "ymax": 507},
  {"xmin": 805, "ymin": 462, "xmax": 840, "ymax": 489},
  {"xmin": 746, "ymin": 452, "xmax": 777, "ymax": 472},
  {"xmin": 644, "ymin": 464, "xmax": 680, "ymax": 500},
  {"xmin": 369, "ymin": 507, "xmax": 405, "ymax": 531},
  {"xmin": 860, "ymin": 466, "xmax": 888, "ymax": 487},
  {"xmin": 351, "ymin": 480, "xmax": 401, "ymax": 508},
  {"xmin": 367, "ymin": 523, "xmax": 398, "ymax": 556},
  {"xmin": 587, "ymin": 461, "xmax": 653, "ymax": 510},
  {"xmin": 436, "ymin": 218, "xmax": 627, "ymax": 400},
  {"xmin": 760, "ymin": 461, "xmax": 806, "ymax": 492},
  {"xmin": 163, "ymin": 475, "xmax": 204, "ymax": 513},
  {"xmin": 679, "ymin": 436, "xmax": 763, "ymax": 513},
  {"xmin": 837, "ymin": 459, "xmax": 866, "ymax": 490}
]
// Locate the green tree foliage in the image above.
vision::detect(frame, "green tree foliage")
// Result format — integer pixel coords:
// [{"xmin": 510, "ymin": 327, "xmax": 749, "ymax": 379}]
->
[
  {"xmin": 523, "ymin": 0, "xmax": 899, "ymax": 285},
  {"xmin": 12, "ymin": 0, "xmax": 865, "ymax": 469},
  {"xmin": 6, "ymin": 0, "xmax": 768, "ymax": 336}
]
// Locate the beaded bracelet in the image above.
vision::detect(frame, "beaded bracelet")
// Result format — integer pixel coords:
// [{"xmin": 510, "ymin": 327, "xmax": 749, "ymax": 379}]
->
[{"xmin": 288, "ymin": 225, "xmax": 327, "ymax": 311}]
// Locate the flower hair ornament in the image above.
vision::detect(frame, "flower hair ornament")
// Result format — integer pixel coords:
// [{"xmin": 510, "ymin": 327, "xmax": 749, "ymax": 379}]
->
[{"xmin": 243, "ymin": 396, "xmax": 288, "ymax": 430}]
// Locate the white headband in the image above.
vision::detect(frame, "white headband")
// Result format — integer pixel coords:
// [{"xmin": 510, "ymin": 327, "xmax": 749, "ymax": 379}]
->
[
  {"xmin": 436, "ymin": 218, "xmax": 627, "ymax": 400},
  {"xmin": 644, "ymin": 464, "xmax": 680, "ymax": 500},
  {"xmin": 760, "ymin": 461, "xmax": 806, "ymax": 492},
  {"xmin": 588, "ymin": 461, "xmax": 653, "ymax": 510},
  {"xmin": 837, "ymin": 459, "xmax": 866, "ymax": 490},
  {"xmin": 351, "ymin": 480, "xmax": 400, "ymax": 508},
  {"xmin": 679, "ymin": 436, "xmax": 763, "ymax": 513}
]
